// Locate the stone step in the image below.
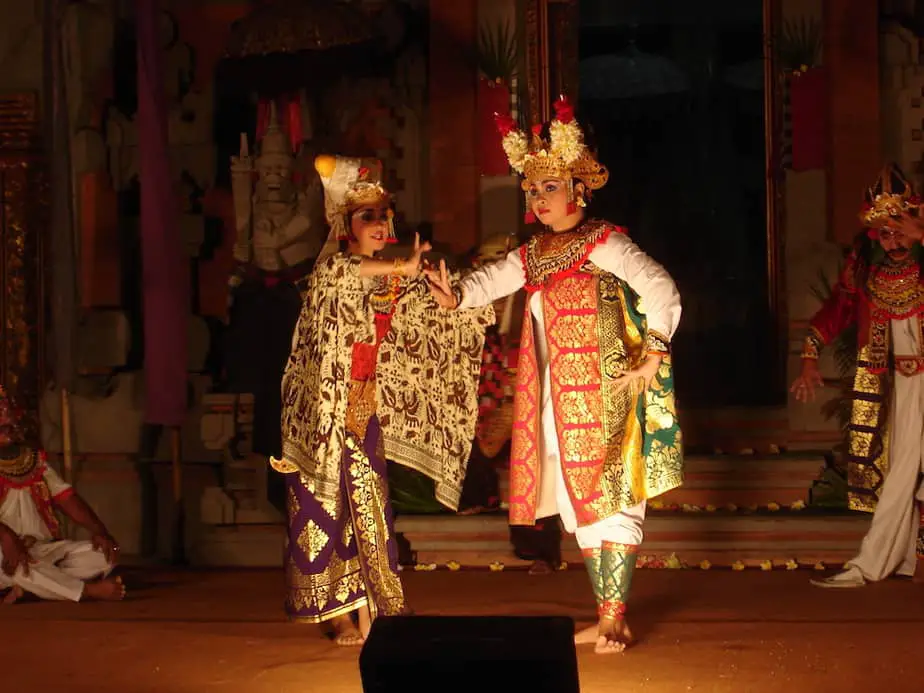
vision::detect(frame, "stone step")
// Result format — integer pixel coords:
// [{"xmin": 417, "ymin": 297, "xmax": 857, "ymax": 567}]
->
[
  {"xmin": 496, "ymin": 452, "xmax": 828, "ymax": 508},
  {"xmin": 188, "ymin": 511, "xmax": 869, "ymax": 569},
  {"xmin": 189, "ymin": 523, "xmax": 285, "ymax": 567},
  {"xmin": 396, "ymin": 511, "xmax": 868, "ymax": 569}
]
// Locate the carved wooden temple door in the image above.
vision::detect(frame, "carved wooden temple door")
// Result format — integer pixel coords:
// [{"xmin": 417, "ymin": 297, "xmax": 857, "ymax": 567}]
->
[{"xmin": 0, "ymin": 92, "xmax": 45, "ymax": 442}]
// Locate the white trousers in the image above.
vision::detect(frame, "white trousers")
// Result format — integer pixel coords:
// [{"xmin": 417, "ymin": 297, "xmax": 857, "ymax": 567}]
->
[
  {"xmin": 848, "ymin": 367, "xmax": 924, "ymax": 581},
  {"xmin": 848, "ymin": 375, "xmax": 924, "ymax": 582},
  {"xmin": 0, "ymin": 539, "xmax": 113, "ymax": 601},
  {"xmin": 536, "ymin": 375, "xmax": 646, "ymax": 549}
]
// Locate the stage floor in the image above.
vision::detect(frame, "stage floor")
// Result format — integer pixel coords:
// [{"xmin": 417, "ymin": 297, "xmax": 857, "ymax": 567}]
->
[{"xmin": 2, "ymin": 567, "xmax": 921, "ymax": 693}]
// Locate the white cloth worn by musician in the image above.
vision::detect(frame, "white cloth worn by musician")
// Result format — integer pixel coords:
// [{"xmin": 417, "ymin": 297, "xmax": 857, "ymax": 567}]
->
[{"xmin": 0, "ymin": 448, "xmax": 121, "ymax": 602}]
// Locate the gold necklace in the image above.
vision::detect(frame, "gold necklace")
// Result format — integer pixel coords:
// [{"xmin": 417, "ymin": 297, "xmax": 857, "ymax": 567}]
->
[
  {"xmin": 867, "ymin": 261, "xmax": 924, "ymax": 319},
  {"xmin": 0, "ymin": 446, "xmax": 38, "ymax": 481},
  {"xmin": 523, "ymin": 218, "xmax": 612, "ymax": 290},
  {"xmin": 369, "ymin": 275, "xmax": 403, "ymax": 315}
]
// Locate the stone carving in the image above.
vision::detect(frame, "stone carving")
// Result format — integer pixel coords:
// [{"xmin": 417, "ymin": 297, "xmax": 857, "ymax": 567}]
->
[{"xmin": 230, "ymin": 103, "xmax": 320, "ymax": 270}]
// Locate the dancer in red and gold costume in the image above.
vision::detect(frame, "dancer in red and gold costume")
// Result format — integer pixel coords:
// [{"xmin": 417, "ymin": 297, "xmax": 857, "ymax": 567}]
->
[
  {"xmin": 428, "ymin": 97, "xmax": 683, "ymax": 653},
  {"xmin": 793, "ymin": 164, "xmax": 924, "ymax": 587}
]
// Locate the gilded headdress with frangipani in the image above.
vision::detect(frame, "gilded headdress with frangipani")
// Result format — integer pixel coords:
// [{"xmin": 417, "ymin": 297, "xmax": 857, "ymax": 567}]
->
[{"xmin": 495, "ymin": 97, "xmax": 608, "ymax": 221}]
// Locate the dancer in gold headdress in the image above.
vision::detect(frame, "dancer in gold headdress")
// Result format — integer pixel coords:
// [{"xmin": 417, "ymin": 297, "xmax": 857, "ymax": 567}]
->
[
  {"xmin": 273, "ymin": 155, "xmax": 492, "ymax": 645},
  {"xmin": 794, "ymin": 163, "xmax": 924, "ymax": 587},
  {"xmin": 427, "ymin": 97, "xmax": 683, "ymax": 653}
]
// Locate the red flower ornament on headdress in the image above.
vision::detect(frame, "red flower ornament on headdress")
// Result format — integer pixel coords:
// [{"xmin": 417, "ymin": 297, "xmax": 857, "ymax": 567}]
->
[
  {"xmin": 494, "ymin": 113, "xmax": 517, "ymax": 137},
  {"xmin": 553, "ymin": 95, "xmax": 575, "ymax": 124}
]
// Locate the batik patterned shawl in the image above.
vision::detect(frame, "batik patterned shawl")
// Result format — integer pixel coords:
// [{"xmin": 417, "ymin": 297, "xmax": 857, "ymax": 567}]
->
[{"xmin": 278, "ymin": 253, "xmax": 493, "ymax": 512}]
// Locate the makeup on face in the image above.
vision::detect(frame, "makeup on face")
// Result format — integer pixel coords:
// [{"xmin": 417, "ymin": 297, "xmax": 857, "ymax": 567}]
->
[
  {"xmin": 349, "ymin": 204, "xmax": 391, "ymax": 255},
  {"xmin": 527, "ymin": 179, "xmax": 566, "ymax": 221}
]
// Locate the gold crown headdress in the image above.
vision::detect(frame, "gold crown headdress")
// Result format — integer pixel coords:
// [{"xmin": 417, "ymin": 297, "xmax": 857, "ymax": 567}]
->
[
  {"xmin": 860, "ymin": 163, "xmax": 921, "ymax": 228},
  {"xmin": 495, "ymin": 96, "xmax": 609, "ymax": 223},
  {"xmin": 315, "ymin": 155, "xmax": 395, "ymax": 254}
]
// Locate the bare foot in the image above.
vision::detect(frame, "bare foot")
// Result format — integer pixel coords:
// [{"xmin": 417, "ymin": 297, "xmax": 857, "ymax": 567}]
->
[
  {"xmin": 528, "ymin": 560, "xmax": 554, "ymax": 576},
  {"xmin": 2, "ymin": 585, "xmax": 23, "ymax": 605},
  {"xmin": 331, "ymin": 614, "xmax": 364, "ymax": 647},
  {"xmin": 82, "ymin": 576, "xmax": 126, "ymax": 602},
  {"xmin": 594, "ymin": 617, "xmax": 633, "ymax": 655},
  {"xmin": 574, "ymin": 624, "xmax": 598, "ymax": 645}
]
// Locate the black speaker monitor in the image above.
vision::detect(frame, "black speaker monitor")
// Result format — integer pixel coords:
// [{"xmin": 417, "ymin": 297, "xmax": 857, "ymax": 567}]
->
[{"xmin": 359, "ymin": 615, "xmax": 580, "ymax": 693}]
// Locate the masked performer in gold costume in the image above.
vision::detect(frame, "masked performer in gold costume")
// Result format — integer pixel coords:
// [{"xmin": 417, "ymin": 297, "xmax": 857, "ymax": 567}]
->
[
  {"xmin": 427, "ymin": 97, "xmax": 683, "ymax": 654},
  {"xmin": 794, "ymin": 164, "xmax": 924, "ymax": 587},
  {"xmin": 273, "ymin": 156, "xmax": 492, "ymax": 645}
]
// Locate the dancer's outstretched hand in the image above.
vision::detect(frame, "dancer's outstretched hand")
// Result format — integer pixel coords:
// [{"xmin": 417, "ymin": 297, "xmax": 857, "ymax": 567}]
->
[
  {"xmin": 400, "ymin": 233, "xmax": 431, "ymax": 278},
  {"xmin": 790, "ymin": 360, "xmax": 824, "ymax": 402},
  {"xmin": 426, "ymin": 259, "xmax": 458, "ymax": 309}
]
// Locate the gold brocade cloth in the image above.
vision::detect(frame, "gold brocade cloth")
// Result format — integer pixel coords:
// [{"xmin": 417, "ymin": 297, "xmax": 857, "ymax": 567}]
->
[
  {"xmin": 508, "ymin": 266, "xmax": 683, "ymax": 527},
  {"xmin": 846, "ymin": 345, "xmax": 892, "ymax": 513}
]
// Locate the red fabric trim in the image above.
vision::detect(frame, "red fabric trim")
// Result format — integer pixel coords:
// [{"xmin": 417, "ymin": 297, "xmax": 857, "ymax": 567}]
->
[
  {"xmin": 508, "ymin": 305, "xmax": 541, "ymax": 525},
  {"xmin": 598, "ymin": 600, "xmax": 628, "ymax": 618},
  {"xmin": 519, "ymin": 243, "xmax": 530, "ymax": 288},
  {"xmin": 285, "ymin": 96, "xmax": 302, "ymax": 152},
  {"xmin": 522, "ymin": 225, "xmax": 618, "ymax": 293},
  {"xmin": 52, "ymin": 487, "xmax": 75, "ymax": 502}
]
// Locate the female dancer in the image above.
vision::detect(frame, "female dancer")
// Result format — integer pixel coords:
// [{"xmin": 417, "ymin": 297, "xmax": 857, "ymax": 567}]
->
[
  {"xmin": 274, "ymin": 155, "xmax": 491, "ymax": 645},
  {"xmin": 427, "ymin": 98, "xmax": 684, "ymax": 654}
]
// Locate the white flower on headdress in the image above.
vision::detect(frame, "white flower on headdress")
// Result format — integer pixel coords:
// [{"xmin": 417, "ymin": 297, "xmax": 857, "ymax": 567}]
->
[
  {"xmin": 501, "ymin": 130, "xmax": 529, "ymax": 173},
  {"xmin": 548, "ymin": 119, "xmax": 584, "ymax": 167}
]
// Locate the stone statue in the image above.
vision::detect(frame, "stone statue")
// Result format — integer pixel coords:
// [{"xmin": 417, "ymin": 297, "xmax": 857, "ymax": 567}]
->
[
  {"xmin": 230, "ymin": 104, "xmax": 319, "ymax": 271},
  {"xmin": 224, "ymin": 103, "xmax": 320, "ymax": 513}
]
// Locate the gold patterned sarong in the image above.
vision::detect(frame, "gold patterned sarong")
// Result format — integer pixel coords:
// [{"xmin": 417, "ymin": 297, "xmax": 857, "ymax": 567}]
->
[{"xmin": 509, "ymin": 271, "xmax": 683, "ymax": 527}]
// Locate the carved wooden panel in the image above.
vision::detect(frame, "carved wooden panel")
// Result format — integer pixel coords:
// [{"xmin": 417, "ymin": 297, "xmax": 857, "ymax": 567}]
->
[
  {"xmin": 0, "ymin": 91, "xmax": 46, "ymax": 442},
  {"xmin": 547, "ymin": 0, "xmax": 579, "ymax": 105},
  {"xmin": 522, "ymin": 0, "xmax": 545, "ymax": 125}
]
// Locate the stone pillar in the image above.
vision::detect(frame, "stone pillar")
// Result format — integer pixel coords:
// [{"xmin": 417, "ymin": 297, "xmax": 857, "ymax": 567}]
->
[
  {"xmin": 824, "ymin": 0, "xmax": 880, "ymax": 245},
  {"xmin": 429, "ymin": 0, "xmax": 479, "ymax": 255}
]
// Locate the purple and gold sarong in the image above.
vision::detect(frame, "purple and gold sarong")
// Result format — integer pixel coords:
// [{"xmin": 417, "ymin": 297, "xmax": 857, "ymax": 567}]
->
[{"xmin": 284, "ymin": 414, "xmax": 406, "ymax": 622}]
